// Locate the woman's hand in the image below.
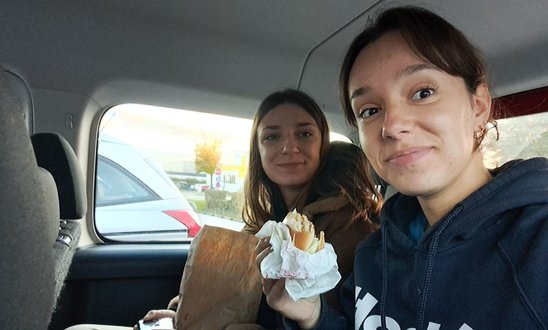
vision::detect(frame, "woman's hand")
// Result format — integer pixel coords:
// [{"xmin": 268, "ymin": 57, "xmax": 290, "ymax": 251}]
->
[
  {"xmin": 132, "ymin": 295, "xmax": 179, "ymax": 329},
  {"xmin": 262, "ymin": 278, "xmax": 321, "ymax": 329},
  {"xmin": 255, "ymin": 237, "xmax": 272, "ymax": 268},
  {"xmin": 167, "ymin": 295, "xmax": 179, "ymax": 310},
  {"xmin": 141, "ymin": 309, "xmax": 176, "ymax": 322},
  {"xmin": 255, "ymin": 236, "xmax": 321, "ymax": 329}
]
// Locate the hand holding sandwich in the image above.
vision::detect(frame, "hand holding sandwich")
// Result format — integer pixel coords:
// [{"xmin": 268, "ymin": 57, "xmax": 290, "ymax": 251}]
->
[
  {"xmin": 255, "ymin": 237, "xmax": 321, "ymax": 330},
  {"xmin": 254, "ymin": 210, "xmax": 341, "ymax": 301}
]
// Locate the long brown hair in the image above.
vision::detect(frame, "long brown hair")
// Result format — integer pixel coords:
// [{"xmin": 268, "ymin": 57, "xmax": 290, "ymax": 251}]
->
[
  {"xmin": 242, "ymin": 89, "xmax": 330, "ymax": 232},
  {"xmin": 311, "ymin": 141, "xmax": 383, "ymax": 226}
]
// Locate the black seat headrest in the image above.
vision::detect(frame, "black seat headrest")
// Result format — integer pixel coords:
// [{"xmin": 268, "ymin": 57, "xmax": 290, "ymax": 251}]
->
[
  {"xmin": 37, "ymin": 167, "xmax": 62, "ymax": 242},
  {"xmin": 31, "ymin": 133, "xmax": 87, "ymax": 219}
]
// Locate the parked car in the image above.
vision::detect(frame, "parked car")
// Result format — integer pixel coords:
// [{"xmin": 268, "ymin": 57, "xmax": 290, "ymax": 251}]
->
[{"xmin": 96, "ymin": 135, "xmax": 201, "ymax": 241}]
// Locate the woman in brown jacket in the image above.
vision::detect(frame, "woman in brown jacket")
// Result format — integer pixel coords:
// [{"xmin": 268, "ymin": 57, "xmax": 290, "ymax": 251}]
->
[{"xmin": 242, "ymin": 89, "xmax": 382, "ymax": 328}]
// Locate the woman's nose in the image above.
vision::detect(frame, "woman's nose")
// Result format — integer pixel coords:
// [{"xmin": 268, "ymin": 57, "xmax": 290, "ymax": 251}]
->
[
  {"xmin": 381, "ymin": 103, "xmax": 412, "ymax": 139},
  {"xmin": 281, "ymin": 137, "xmax": 299, "ymax": 154}
]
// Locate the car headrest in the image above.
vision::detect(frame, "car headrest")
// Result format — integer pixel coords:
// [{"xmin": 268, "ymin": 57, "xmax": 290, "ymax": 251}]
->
[
  {"xmin": 3, "ymin": 67, "xmax": 33, "ymax": 133},
  {"xmin": 37, "ymin": 167, "xmax": 62, "ymax": 243},
  {"xmin": 31, "ymin": 133, "xmax": 87, "ymax": 220}
]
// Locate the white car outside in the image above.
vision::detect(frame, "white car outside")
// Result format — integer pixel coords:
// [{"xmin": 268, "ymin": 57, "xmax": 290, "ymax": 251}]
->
[{"xmin": 95, "ymin": 135, "xmax": 201, "ymax": 242}]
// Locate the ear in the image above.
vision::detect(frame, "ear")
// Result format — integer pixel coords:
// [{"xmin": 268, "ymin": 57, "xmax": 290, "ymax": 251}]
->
[{"xmin": 472, "ymin": 83, "xmax": 492, "ymax": 125}]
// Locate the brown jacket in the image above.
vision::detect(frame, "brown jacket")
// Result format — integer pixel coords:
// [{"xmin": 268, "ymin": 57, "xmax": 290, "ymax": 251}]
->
[{"xmin": 302, "ymin": 194, "xmax": 378, "ymax": 312}]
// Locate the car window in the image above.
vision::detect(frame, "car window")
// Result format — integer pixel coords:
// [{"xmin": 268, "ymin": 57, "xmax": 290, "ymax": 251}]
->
[
  {"xmin": 484, "ymin": 111, "xmax": 548, "ymax": 167},
  {"xmin": 96, "ymin": 155, "xmax": 159, "ymax": 207}
]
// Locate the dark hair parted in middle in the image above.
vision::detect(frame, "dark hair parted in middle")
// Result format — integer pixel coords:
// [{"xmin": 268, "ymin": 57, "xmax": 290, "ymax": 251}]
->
[{"xmin": 242, "ymin": 89, "xmax": 330, "ymax": 230}]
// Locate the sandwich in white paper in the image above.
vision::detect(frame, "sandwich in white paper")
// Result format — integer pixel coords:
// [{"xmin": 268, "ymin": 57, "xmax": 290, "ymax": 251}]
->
[
  {"xmin": 282, "ymin": 210, "xmax": 325, "ymax": 253},
  {"xmin": 255, "ymin": 210, "xmax": 341, "ymax": 301}
]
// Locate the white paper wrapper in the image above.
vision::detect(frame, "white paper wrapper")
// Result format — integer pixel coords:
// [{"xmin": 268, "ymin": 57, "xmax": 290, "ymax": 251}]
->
[{"xmin": 255, "ymin": 220, "xmax": 342, "ymax": 301}]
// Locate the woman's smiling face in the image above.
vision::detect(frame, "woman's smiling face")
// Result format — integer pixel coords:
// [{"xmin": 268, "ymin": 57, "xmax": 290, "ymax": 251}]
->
[
  {"xmin": 348, "ymin": 32, "xmax": 491, "ymax": 199},
  {"xmin": 257, "ymin": 103, "xmax": 322, "ymax": 193}
]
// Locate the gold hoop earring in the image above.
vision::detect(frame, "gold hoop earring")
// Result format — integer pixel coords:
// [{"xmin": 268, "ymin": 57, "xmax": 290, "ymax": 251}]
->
[
  {"xmin": 473, "ymin": 129, "xmax": 483, "ymax": 140},
  {"xmin": 473, "ymin": 123, "xmax": 487, "ymax": 150},
  {"xmin": 473, "ymin": 123, "xmax": 487, "ymax": 141}
]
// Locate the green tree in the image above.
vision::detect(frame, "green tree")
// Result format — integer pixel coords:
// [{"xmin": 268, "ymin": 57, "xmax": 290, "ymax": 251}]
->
[{"xmin": 195, "ymin": 139, "xmax": 222, "ymax": 188}]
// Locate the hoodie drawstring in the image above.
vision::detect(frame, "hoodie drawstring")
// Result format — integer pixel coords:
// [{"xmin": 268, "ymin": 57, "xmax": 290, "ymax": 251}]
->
[
  {"xmin": 415, "ymin": 205, "xmax": 462, "ymax": 330},
  {"xmin": 380, "ymin": 224, "xmax": 389, "ymax": 330}
]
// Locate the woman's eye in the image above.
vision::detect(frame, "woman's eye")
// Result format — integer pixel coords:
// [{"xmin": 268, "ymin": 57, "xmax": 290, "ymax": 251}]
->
[
  {"xmin": 263, "ymin": 135, "xmax": 279, "ymax": 142},
  {"xmin": 298, "ymin": 131, "xmax": 313, "ymax": 138},
  {"xmin": 411, "ymin": 87, "xmax": 434, "ymax": 100},
  {"xmin": 358, "ymin": 107, "xmax": 380, "ymax": 119}
]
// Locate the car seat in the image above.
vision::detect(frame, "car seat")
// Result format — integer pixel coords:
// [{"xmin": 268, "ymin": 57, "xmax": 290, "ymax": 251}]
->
[
  {"xmin": 0, "ymin": 66, "xmax": 57, "ymax": 328},
  {"xmin": 31, "ymin": 132, "xmax": 87, "ymax": 304}
]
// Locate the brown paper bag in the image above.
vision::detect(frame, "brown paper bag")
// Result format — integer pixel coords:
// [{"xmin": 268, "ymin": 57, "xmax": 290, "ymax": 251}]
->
[{"xmin": 175, "ymin": 225, "xmax": 262, "ymax": 330}]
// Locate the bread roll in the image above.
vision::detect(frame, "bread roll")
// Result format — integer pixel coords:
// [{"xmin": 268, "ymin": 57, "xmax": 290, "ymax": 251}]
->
[{"xmin": 283, "ymin": 210, "xmax": 325, "ymax": 253}]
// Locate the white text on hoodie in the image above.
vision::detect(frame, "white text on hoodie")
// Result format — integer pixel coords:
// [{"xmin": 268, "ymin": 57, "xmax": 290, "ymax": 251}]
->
[{"xmin": 355, "ymin": 287, "xmax": 473, "ymax": 330}]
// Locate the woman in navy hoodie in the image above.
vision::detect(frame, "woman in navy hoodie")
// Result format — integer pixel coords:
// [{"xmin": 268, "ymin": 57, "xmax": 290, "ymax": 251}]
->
[{"xmin": 257, "ymin": 6, "xmax": 548, "ymax": 330}]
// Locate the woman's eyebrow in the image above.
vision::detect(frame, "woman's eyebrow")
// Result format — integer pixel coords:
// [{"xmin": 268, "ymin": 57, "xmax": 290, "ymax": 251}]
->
[
  {"xmin": 262, "ymin": 122, "xmax": 316, "ymax": 131},
  {"xmin": 296, "ymin": 122, "xmax": 316, "ymax": 128},
  {"xmin": 350, "ymin": 63, "xmax": 440, "ymax": 101},
  {"xmin": 350, "ymin": 86, "xmax": 371, "ymax": 101},
  {"xmin": 399, "ymin": 63, "xmax": 440, "ymax": 78}
]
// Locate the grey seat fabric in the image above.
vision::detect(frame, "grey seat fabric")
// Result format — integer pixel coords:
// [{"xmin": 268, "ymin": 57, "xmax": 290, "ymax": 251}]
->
[
  {"xmin": 3, "ymin": 67, "xmax": 34, "ymax": 132},
  {"xmin": 31, "ymin": 132, "xmax": 87, "ymax": 303},
  {"xmin": 0, "ymin": 68, "xmax": 56, "ymax": 328}
]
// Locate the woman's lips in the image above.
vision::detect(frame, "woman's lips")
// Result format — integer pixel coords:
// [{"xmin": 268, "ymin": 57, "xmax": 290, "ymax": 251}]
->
[
  {"xmin": 386, "ymin": 147, "xmax": 432, "ymax": 167},
  {"xmin": 277, "ymin": 162, "xmax": 305, "ymax": 170}
]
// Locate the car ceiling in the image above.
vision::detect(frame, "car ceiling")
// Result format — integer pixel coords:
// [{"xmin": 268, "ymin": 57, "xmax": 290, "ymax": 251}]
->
[{"xmin": 1, "ymin": 0, "xmax": 547, "ymax": 135}]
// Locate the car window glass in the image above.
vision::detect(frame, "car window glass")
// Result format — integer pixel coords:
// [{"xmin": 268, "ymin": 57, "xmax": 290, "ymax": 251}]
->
[
  {"xmin": 96, "ymin": 155, "xmax": 158, "ymax": 207},
  {"xmin": 96, "ymin": 104, "xmax": 351, "ymax": 242},
  {"xmin": 484, "ymin": 111, "xmax": 548, "ymax": 167}
]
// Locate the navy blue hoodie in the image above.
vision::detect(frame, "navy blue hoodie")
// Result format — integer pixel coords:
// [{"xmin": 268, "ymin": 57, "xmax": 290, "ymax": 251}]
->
[{"xmin": 288, "ymin": 157, "xmax": 548, "ymax": 330}]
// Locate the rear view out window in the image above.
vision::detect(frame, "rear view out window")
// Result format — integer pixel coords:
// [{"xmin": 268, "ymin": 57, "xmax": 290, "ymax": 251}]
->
[
  {"xmin": 96, "ymin": 155, "xmax": 158, "ymax": 207},
  {"xmin": 484, "ymin": 111, "xmax": 548, "ymax": 167},
  {"xmin": 95, "ymin": 104, "xmax": 351, "ymax": 242},
  {"xmin": 95, "ymin": 104, "xmax": 251, "ymax": 242}
]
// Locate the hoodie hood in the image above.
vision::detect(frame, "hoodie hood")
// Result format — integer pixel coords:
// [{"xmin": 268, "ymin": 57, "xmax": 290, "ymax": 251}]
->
[
  {"xmin": 382, "ymin": 157, "xmax": 548, "ymax": 252},
  {"xmin": 376, "ymin": 157, "xmax": 548, "ymax": 330}
]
